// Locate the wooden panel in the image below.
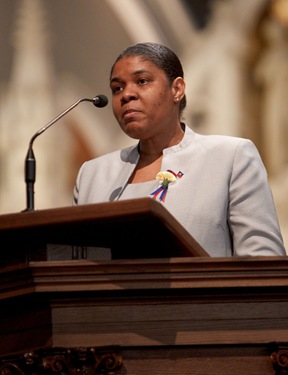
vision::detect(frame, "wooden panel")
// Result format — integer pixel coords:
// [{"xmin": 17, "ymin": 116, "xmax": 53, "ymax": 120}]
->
[
  {"xmin": 50, "ymin": 299, "xmax": 288, "ymax": 347},
  {"xmin": 116, "ymin": 346, "xmax": 275, "ymax": 375},
  {"xmin": 0, "ymin": 256, "xmax": 288, "ymax": 374},
  {"xmin": 0, "ymin": 294, "xmax": 52, "ymax": 354}
]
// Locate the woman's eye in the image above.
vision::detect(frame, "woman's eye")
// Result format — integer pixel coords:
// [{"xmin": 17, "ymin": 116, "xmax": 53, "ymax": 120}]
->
[
  {"xmin": 111, "ymin": 86, "xmax": 123, "ymax": 94},
  {"xmin": 138, "ymin": 78, "xmax": 148, "ymax": 85}
]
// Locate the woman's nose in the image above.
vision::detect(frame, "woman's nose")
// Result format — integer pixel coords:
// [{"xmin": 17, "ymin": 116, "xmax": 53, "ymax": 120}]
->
[{"xmin": 121, "ymin": 86, "xmax": 138, "ymax": 103}]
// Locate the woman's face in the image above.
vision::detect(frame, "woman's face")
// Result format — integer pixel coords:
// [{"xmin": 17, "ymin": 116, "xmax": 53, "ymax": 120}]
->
[{"xmin": 110, "ymin": 55, "xmax": 180, "ymax": 140}]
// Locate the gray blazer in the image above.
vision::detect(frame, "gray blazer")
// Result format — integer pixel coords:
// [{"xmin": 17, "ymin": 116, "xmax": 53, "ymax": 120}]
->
[{"xmin": 73, "ymin": 125, "xmax": 286, "ymax": 257}]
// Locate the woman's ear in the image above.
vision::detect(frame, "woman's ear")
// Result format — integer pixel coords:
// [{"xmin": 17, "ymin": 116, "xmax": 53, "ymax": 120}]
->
[{"xmin": 172, "ymin": 77, "xmax": 186, "ymax": 101}]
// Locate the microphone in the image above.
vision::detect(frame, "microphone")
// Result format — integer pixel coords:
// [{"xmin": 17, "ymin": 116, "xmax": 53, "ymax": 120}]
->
[
  {"xmin": 92, "ymin": 94, "xmax": 108, "ymax": 108},
  {"xmin": 23, "ymin": 95, "xmax": 108, "ymax": 212}
]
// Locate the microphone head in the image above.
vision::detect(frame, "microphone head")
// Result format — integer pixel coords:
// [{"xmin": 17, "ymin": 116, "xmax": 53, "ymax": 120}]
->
[{"xmin": 92, "ymin": 95, "xmax": 108, "ymax": 108}]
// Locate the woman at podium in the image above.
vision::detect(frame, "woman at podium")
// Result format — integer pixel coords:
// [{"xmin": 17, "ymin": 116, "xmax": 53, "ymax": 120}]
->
[{"xmin": 73, "ymin": 42, "xmax": 286, "ymax": 258}]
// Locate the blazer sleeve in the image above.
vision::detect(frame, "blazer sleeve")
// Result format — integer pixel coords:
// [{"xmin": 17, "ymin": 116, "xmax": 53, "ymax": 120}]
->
[{"xmin": 228, "ymin": 139, "xmax": 286, "ymax": 256}]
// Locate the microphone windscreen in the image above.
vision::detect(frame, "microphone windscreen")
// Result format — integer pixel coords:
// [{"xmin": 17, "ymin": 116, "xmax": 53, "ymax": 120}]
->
[{"xmin": 92, "ymin": 95, "xmax": 108, "ymax": 108}]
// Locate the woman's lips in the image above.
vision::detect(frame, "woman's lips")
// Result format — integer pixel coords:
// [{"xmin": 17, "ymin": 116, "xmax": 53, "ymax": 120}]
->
[{"xmin": 123, "ymin": 109, "xmax": 139, "ymax": 119}]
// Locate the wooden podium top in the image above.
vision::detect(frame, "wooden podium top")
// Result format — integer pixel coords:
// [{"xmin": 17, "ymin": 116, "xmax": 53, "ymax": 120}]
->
[{"xmin": 0, "ymin": 198, "xmax": 209, "ymax": 262}]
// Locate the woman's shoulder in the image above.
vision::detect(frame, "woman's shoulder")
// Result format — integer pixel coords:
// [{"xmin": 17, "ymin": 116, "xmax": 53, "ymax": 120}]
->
[
  {"xmin": 183, "ymin": 125, "xmax": 259, "ymax": 161},
  {"xmin": 189, "ymin": 127, "xmax": 255, "ymax": 150}
]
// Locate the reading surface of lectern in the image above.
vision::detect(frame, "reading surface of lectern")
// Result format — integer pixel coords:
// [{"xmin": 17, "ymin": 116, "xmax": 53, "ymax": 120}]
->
[{"xmin": 0, "ymin": 197, "xmax": 208, "ymax": 265}]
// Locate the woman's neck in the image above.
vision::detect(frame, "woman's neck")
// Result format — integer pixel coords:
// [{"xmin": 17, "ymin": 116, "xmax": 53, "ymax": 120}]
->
[{"xmin": 138, "ymin": 125, "xmax": 184, "ymax": 158}]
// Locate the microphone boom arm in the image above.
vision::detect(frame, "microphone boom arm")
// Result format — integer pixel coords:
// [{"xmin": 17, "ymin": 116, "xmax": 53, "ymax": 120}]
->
[
  {"xmin": 29, "ymin": 98, "xmax": 92, "ymax": 148},
  {"xmin": 24, "ymin": 96, "xmax": 107, "ymax": 212}
]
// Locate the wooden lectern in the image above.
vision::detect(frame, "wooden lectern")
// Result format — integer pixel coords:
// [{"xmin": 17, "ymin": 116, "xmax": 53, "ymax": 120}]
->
[
  {"xmin": 0, "ymin": 197, "xmax": 208, "ymax": 265},
  {"xmin": 0, "ymin": 198, "xmax": 287, "ymax": 375}
]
